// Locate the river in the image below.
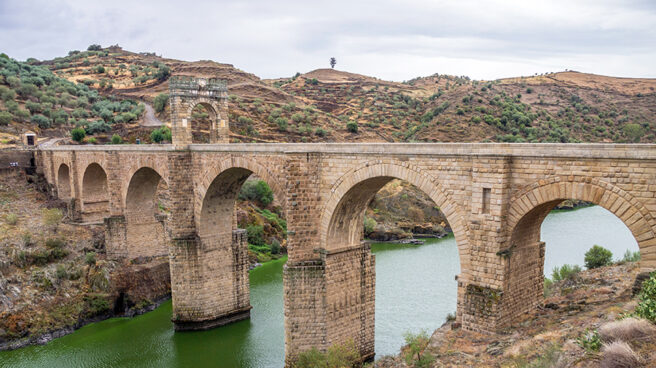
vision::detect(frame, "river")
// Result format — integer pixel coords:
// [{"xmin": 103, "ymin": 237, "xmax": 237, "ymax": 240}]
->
[{"xmin": 0, "ymin": 205, "xmax": 639, "ymax": 367}]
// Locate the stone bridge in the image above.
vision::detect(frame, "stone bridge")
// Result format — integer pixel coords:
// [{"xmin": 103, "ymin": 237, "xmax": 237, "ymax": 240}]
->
[{"xmin": 35, "ymin": 142, "xmax": 656, "ymax": 363}]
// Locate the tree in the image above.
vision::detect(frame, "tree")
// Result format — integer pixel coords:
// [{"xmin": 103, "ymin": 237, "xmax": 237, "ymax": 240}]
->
[
  {"xmin": 111, "ymin": 134, "xmax": 122, "ymax": 144},
  {"xmin": 584, "ymin": 245, "xmax": 613, "ymax": 269},
  {"xmin": 31, "ymin": 114, "xmax": 51, "ymax": 129},
  {"xmin": 71, "ymin": 127, "xmax": 86, "ymax": 142},
  {"xmin": 150, "ymin": 128, "xmax": 164, "ymax": 143},
  {"xmin": 87, "ymin": 44, "xmax": 102, "ymax": 51},
  {"xmin": 0, "ymin": 111, "xmax": 12, "ymax": 126},
  {"xmin": 153, "ymin": 93, "xmax": 169, "ymax": 113},
  {"xmin": 346, "ymin": 120, "xmax": 358, "ymax": 133},
  {"xmin": 330, "ymin": 57, "xmax": 336, "ymax": 69}
]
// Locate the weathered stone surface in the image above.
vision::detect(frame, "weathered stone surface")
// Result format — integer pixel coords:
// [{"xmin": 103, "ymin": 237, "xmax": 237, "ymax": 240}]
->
[{"xmin": 36, "ymin": 142, "xmax": 656, "ymax": 365}]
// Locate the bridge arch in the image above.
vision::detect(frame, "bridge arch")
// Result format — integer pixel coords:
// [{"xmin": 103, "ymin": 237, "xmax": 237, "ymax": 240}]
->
[
  {"xmin": 81, "ymin": 162, "xmax": 109, "ymax": 221},
  {"xmin": 319, "ymin": 161, "xmax": 470, "ymax": 270},
  {"xmin": 500, "ymin": 176, "xmax": 656, "ymax": 326},
  {"xmin": 123, "ymin": 167, "xmax": 169, "ymax": 258},
  {"xmin": 57, "ymin": 163, "xmax": 72, "ymax": 200}
]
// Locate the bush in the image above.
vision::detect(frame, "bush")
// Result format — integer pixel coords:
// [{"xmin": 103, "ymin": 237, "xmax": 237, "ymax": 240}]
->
[
  {"xmin": 576, "ymin": 329, "xmax": 601, "ymax": 352},
  {"xmin": 346, "ymin": 121, "xmax": 358, "ymax": 133},
  {"xmin": 42, "ymin": 208, "xmax": 63, "ymax": 231},
  {"xmin": 621, "ymin": 250, "xmax": 641, "ymax": 263},
  {"xmin": 84, "ymin": 293, "xmax": 110, "ymax": 316},
  {"xmin": 275, "ymin": 117, "xmax": 288, "ymax": 131},
  {"xmin": 45, "ymin": 238, "xmax": 65, "ymax": 249},
  {"xmin": 31, "ymin": 114, "xmax": 52, "ymax": 129},
  {"xmin": 87, "ymin": 44, "xmax": 102, "ymax": 51},
  {"xmin": 150, "ymin": 126, "xmax": 171, "ymax": 143},
  {"xmin": 363, "ymin": 216, "xmax": 377, "ymax": 235},
  {"xmin": 551, "ymin": 264, "xmax": 582, "ymax": 281},
  {"xmin": 270, "ymin": 239, "xmax": 281, "ymax": 254},
  {"xmin": 239, "ymin": 180, "xmax": 274, "ymax": 206},
  {"xmin": 55, "ymin": 264, "xmax": 68, "ymax": 280},
  {"xmin": 403, "ymin": 330, "xmax": 435, "ymax": 368},
  {"xmin": 293, "ymin": 340, "xmax": 359, "ymax": 368},
  {"xmin": 111, "ymin": 134, "xmax": 122, "ymax": 144},
  {"xmin": 0, "ymin": 111, "xmax": 12, "ymax": 125},
  {"xmin": 5, "ymin": 213, "xmax": 18, "ymax": 225},
  {"xmin": 634, "ymin": 272, "xmax": 656, "ymax": 323},
  {"xmin": 85, "ymin": 252, "xmax": 97, "ymax": 266},
  {"xmin": 153, "ymin": 93, "xmax": 168, "ymax": 113},
  {"xmin": 584, "ymin": 245, "xmax": 613, "ymax": 269},
  {"xmin": 246, "ymin": 225, "xmax": 264, "ymax": 246},
  {"xmin": 71, "ymin": 127, "xmax": 86, "ymax": 142},
  {"xmin": 623, "ymin": 123, "xmax": 644, "ymax": 142}
]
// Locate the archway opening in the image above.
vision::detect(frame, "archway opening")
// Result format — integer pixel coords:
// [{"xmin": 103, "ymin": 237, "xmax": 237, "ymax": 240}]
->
[
  {"xmin": 195, "ymin": 165, "xmax": 286, "ymax": 362},
  {"xmin": 191, "ymin": 103, "xmax": 215, "ymax": 144},
  {"xmin": 504, "ymin": 195, "xmax": 644, "ymax": 325},
  {"xmin": 57, "ymin": 163, "xmax": 71, "ymax": 200},
  {"xmin": 324, "ymin": 177, "xmax": 459, "ymax": 359},
  {"xmin": 124, "ymin": 167, "xmax": 169, "ymax": 259},
  {"xmin": 81, "ymin": 163, "xmax": 109, "ymax": 222}
]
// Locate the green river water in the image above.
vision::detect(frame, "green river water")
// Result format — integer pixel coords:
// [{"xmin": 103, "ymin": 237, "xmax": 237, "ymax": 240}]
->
[{"xmin": 0, "ymin": 205, "xmax": 639, "ymax": 367}]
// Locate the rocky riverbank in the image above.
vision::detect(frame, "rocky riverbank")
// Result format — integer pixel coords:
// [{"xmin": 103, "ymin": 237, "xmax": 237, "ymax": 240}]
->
[
  {"xmin": 0, "ymin": 171, "xmax": 171, "ymax": 351},
  {"xmin": 377, "ymin": 262, "xmax": 656, "ymax": 367}
]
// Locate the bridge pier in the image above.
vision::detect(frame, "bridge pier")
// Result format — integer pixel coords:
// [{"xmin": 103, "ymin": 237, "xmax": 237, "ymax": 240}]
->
[
  {"xmin": 171, "ymin": 229, "xmax": 251, "ymax": 331},
  {"xmin": 284, "ymin": 243, "xmax": 375, "ymax": 365}
]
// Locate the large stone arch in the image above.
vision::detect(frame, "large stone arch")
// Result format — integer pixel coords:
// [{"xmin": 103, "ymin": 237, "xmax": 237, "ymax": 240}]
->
[
  {"xmin": 81, "ymin": 162, "xmax": 109, "ymax": 222},
  {"xmin": 499, "ymin": 176, "xmax": 656, "ymax": 327},
  {"xmin": 319, "ymin": 160, "xmax": 470, "ymax": 272},
  {"xmin": 195, "ymin": 155, "xmax": 287, "ymax": 230},
  {"xmin": 57, "ymin": 163, "xmax": 72, "ymax": 200},
  {"xmin": 507, "ymin": 176, "xmax": 656, "ymax": 268},
  {"xmin": 123, "ymin": 166, "xmax": 169, "ymax": 259}
]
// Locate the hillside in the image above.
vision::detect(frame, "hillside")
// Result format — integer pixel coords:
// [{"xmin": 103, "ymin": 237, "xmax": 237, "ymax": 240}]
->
[{"xmin": 1, "ymin": 45, "xmax": 652, "ymax": 145}]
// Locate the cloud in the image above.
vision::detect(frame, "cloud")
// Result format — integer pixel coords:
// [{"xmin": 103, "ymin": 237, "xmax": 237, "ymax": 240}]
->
[{"xmin": 1, "ymin": 0, "xmax": 654, "ymax": 81}]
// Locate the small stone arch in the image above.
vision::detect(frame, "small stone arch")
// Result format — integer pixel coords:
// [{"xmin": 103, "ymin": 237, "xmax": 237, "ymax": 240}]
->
[
  {"xmin": 169, "ymin": 76, "xmax": 229, "ymax": 145},
  {"xmin": 57, "ymin": 163, "xmax": 72, "ymax": 200},
  {"xmin": 124, "ymin": 167, "xmax": 169, "ymax": 258},
  {"xmin": 81, "ymin": 162, "xmax": 109, "ymax": 222},
  {"xmin": 319, "ymin": 160, "xmax": 471, "ymax": 273}
]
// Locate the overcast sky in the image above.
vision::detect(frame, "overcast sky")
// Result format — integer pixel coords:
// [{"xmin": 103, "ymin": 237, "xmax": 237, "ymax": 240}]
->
[{"xmin": 1, "ymin": 0, "xmax": 655, "ymax": 81}]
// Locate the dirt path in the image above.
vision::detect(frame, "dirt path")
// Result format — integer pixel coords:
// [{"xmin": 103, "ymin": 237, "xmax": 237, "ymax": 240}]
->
[{"xmin": 142, "ymin": 103, "xmax": 164, "ymax": 127}]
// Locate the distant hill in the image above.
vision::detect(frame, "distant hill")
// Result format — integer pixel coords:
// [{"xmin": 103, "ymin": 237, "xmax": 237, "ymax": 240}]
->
[{"xmin": 2, "ymin": 45, "xmax": 655, "ymax": 144}]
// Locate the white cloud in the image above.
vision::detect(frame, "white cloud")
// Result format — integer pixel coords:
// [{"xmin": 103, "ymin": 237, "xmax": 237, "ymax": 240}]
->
[{"xmin": 1, "ymin": 0, "xmax": 654, "ymax": 81}]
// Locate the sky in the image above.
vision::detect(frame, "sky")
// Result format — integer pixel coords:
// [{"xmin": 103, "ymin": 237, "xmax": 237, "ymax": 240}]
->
[{"xmin": 1, "ymin": 0, "xmax": 655, "ymax": 81}]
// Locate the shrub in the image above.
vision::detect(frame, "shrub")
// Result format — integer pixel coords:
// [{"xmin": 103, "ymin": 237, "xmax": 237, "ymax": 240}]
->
[
  {"xmin": 153, "ymin": 93, "xmax": 168, "ymax": 112},
  {"xmin": 55, "ymin": 264, "xmax": 68, "ymax": 280},
  {"xmin": 0, "ymin": 111, "xmax": 12, "ymax": 125},
  {"xmin": 239, "ymin": 180, "xmax": 274, "ymax": 206},
  {"xmin": 21, "ymin": 232, "xmax": 32, "ymax": 246},
  {"xmin": 576, "ymin": 329, "xmax": 601, "ymax": 352},
  {"xmin": 150, "ymin": 126, "xmax": 171, "ymax": 143},
  {"xmin": 87, "ymin": 44, "xmax": 102, "ymax": 51},
  {"xmin": 84, "ymin": 293, "xmax": 110, "ymax": 316},
  {"xmin": 600, "ymin": 341, "xmax": 642, "ymax": 368},
  {"xmin": 275, "ymin": 117, "xmax": 288, "ymax": 131},
  {"xmin": 71, "ymin": 127, "xmax": 86, "ymax": 142},
  {"xmin": 598, "ymin": 318, "xmax": 656, "ymax": 343},
  {"xmin": 111, "ymin": 134, "xmax": 122, "ymax": 144},
  {"xmin": 346, "ymin": 121, "xmax": 358, "ymax": 133},
  {"xmin": 293, "ymin": 340, "xmax": 359, "ymax": 368},
  {"xmin": 584, "ymin": 245, "xmax": 613, "ymax": 269},
  {"xmin": 623, "ymin": 123, "xmax": 644, "ymax": 142},
  {"xmin": 363, "ymin": 216, "xmax": 377, "ymax": 235},
  {"xmin": 621, "ymin": 250, "xmax": 641, "ymax": 263},
  {"xmin": 634, "ymin": 272, "xmax": 656, "ymax": 323},
  {"xmin": 45, "ymin": 238, "xmax": 65, "ymax": 249},
  {"xmin": 551, "ymin": 264, "xmax": 582, "ymax": 281},
  {"xmin": 246, "ymin": 225, "xmax": 264, "ymax": 246},
  {"xmin": 85, "ymin": 252, "xmax": 97, "ymax": 266},
  {"xmin": 86, "ymin": 137, "xmax": 97, "ymax": 144},
  {"xmin": 31, "ymin": 114, "xmax": 52, "ymax": 129},
  {"xmin": 6, "ymin": 213, "xmax": 18, "ymax": 225},
  {"xmin": 270, "ymin": 239, "xmax": 281, "ymax": 254},
  {"xmin": 42, "ymin": 208, "xmax": 63, "ymax": 231},
  {"xmin": 403, "ymin": 330, "xmax": 435, "ymax": 368}
]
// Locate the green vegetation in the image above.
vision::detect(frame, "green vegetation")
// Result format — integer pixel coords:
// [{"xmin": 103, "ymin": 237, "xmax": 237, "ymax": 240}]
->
[
  {"xmin": 621, "ymin": 250, "xmax": 641, "ymax": 263},
  {"xmin": 150, "ymin": 126, "xmax": 172, "ymax": 143},
  {"xmin": 403, "ymin": 330, "xmax": 435, "ymax": 368},
  {"xmin": 576, "ymin": 329, "xmax": 602, "ymax": 352},
  {"xmin": 153, "ymin": 93, "xmax": 169, "ymax": 113},
  {"xmin": 552, "ymin": 264, "xmax": 582, "ymax": 282},
  {"xmin": 71, "ymin": 127, "xmax": 86, "ymax": 142},
  {"xmin": 239, "ymin": 180, "xmax": 273, "ymax": 207},
  {"xmin": 346, "ymin": 120, "xmax": 358, "ymax": 133},
  {"xmin": 41, "ymin": 208, "xmax": 63, "ymax": 231},
  {"xmin": 634, "ymin": 272, "xmax": 656, "ymax": 323},
  {"xmin": 584, "ymin": 245, "xmax": 613, "ymax": 269},
  {"xmin": 111, "ymin": 134, "xmax": 122, "ymax": 144},
  {"xmin": 5, "ymin": 213, "xmax": 18, "ymax": 225},
  {"xmin": 292, "ymin": 340, "xmax": 360, "ymax": 368},
  {"xmin": 85, "ymin": 252, "xmax": 97, "ymax": 266}
]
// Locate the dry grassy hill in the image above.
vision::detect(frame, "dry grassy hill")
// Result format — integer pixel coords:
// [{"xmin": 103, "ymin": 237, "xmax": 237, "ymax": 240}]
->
[{"xmin": 2, "ymin": 45, "xmax": 656, "ymax": 145}]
